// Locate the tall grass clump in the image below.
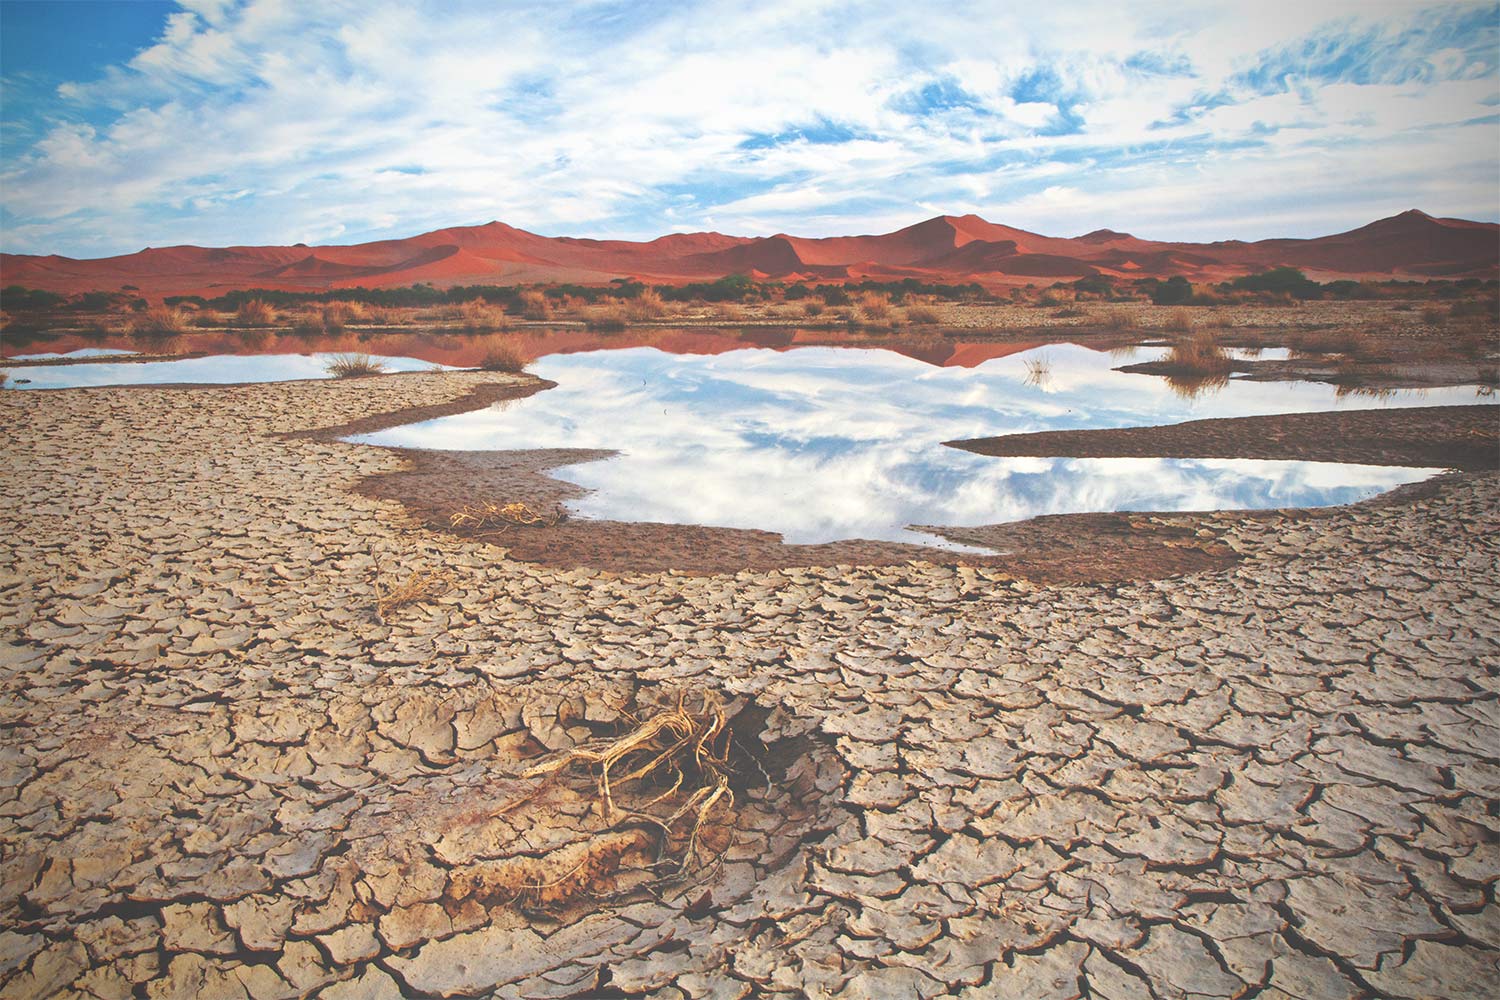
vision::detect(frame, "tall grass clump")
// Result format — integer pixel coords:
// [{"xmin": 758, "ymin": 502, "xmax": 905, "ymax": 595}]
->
[
  {"xmin": 905, "ymin": 304, "xmax": 942, "ymax": 325},
  {"xmin": 130, "ymin": 307, "xmax": 190, "ymax": 337},
  {"xmin": 625, "ymin": 288, "xmax": 667, "ymax": 322},
  {"xmin": 1161, "ymin": 308, "xmax": 1196, "ymax": 333},
  {"xmin": 364, "ymin": 305, "xmax": 410, "ymax": 326},
  {"xmin": 478, "ymin": 343, "xmax": 529, "ymax": 372},
  {"xmin": 325, "ymin": 352, "xmax": 386, "ymax": 378},
  {"xmin": 853, "ymin": 291, "xmax": 892, "ymax": 321},
  {"xmin": 517, "ymin": 289, "xmax": 553, "ymax": 320},
  {"xmin": 1098, "ymin": 305, "xmax": 1140, "ymax": 330},
  {"xmin": 458, "ymin": 299, "xmax": 509, "ymax": 332},
  {"xmin": 235, "ymin": 299, "xmax": 277, "ymax": 326},
  {"xmin": 321, "ymin": 302, "xmax": 364, "ymax": 333},
  {"xmin": 1166, "ymin": 330, "xmax": 1232, "ymax": 376}
]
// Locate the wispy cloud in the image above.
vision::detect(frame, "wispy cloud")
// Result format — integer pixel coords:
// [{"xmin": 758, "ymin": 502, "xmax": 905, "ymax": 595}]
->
[{"xmin": 2, "ymin": 0, "xmax": 1496, "ymax": 257}]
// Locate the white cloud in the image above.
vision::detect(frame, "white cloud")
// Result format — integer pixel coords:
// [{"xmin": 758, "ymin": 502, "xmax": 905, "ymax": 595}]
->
[{"xmin": 2, "ymin": 0, "xmax": 1496, "ymax": 256}]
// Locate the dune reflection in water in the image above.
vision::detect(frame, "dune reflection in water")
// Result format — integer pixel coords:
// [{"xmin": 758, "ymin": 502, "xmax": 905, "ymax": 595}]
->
[{"xmin": 354, "ymin": 345, "xmax": 1477, "ymax": 548}]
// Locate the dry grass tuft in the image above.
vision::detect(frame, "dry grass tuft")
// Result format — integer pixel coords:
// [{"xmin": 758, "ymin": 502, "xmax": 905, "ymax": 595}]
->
[
  {"xmin": 518, "ymin": 289, "xmax": 553, "ymax": 320},
  {"xmin": 325, "ymin": 352, "xmax": 386, "ymax": 378},
  {"xmin": 459, "ymin": 298, "xmax": 509, "ymax": 331},
  {"xmin": 478, "ymin": 343, "xmax": 529, "ymax": 372},
  {"xmin": 374, "ymin": 567, "xmax": 451, "ymax": 621},
  {"xmin": 625, "ymin": 288, "xmax": 667, "ymax": 322},
  {"xmin": 853, "ymin": 291, "xmax": 892, "ymax": 320},
  {"xmin": 235, "ymin": 299, "xmax": 277, "ymax": 326},
  {"xmin": 130, "ymin": 307, "xmax": 190, "ymax": 337},
  {"xmin": 450, "ymin": 500, "xmax": 562, "ymax": 535},
  {"xmin": 1098, "ymin": 306, "xmax": 1140, "ymax": 330},
  {"xmin": 584, "ymin": 303, "xmax": 629, "ymax": 330},
  {"xmin": 1161, "ymin": 308, "xmax": 1196, "ymax": 333},
  {"xmin": 802, "ymin": 300, "xmax": 825, "ymax": 317},
  {"xmin": 905, "ymin": 304, "xmax": 942, "ymax": 324},
  {"xmin": 1166, "ymin": 329, "xmax": 1233, "ymax": 376},
  {"xmin": 321, "ymin": 301, "xmax": 364, "ymax": 333},
  {"xmin": 364, "ymin": 305, "xmax": 410, "ymax": 326}
]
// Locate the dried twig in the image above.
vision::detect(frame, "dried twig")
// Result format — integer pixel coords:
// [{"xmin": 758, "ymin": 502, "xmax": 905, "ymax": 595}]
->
[{"xmin": 449, "ymin": 500, "xmax": 563, "ymax": 534}]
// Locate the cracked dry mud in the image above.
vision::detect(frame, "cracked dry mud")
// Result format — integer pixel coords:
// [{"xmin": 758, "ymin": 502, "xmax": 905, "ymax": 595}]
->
[{"xmin": 1, "ymin": 370, "xmax": 1497, "ymax": 999}]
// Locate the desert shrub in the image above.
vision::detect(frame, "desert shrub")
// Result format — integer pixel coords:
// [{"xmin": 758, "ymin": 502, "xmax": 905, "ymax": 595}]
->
[
  {"xmin": 517, "ymin": 289, "xmax": 552, "ymax": 320},
  {"xmin": 1051, "ymin": 307, "xmax": 1087, "ymax": 318},
  {"xmin": 1232, "ymin": 267, "xmax": 1319, "ymax": 299},
  {"xmin": 479, "ymin": 343, "xmax": 528, "ymax": 372},
  {"xmin": 802, "ymin": 300, "xmax": 825, "ymax": 317},
  {"xmin": 1038, "ymin": 288, "xmax": 1071, "ymax": 307},
  {"xmin": 817, "ymin": 285, "xmax": 850, "ymax": 306},
  {"xmin": 130, "ymin": 307, "xmax": 189, "ymax": 336},
  {"xmin": 190, "ymin": 310, "xmax": 222, "ymax": 328},
  {"xmin": 1151, "ymin": 276, "xmax": 1194, "ymax": 306},
  {"xmin": 712, "ymin": 302, "xmax": 745, "ymax": 321},
  {"xmin": 625, "ymin": 288, "xmax": 667, "ymax": 321},
  {"xmin": 325, "ymin": 352, "xmax": 385, "ymax": 378},
  {"xmin": 458, "ymin": 298, "xmax": 509, "ymax": 331},
  {"xmin": 905, "ymin": 304, "xmax": 942, "ymax": 324}
]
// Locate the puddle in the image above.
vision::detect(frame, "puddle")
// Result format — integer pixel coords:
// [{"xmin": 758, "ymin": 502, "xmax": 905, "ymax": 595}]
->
[
  {"xmin": 2, "ymin": 353, "xmax": 449, "ymax": 389},
  {"xmin": 9, "ymin": 347, "xmax": 140, "ymax": 360},
  {"xmin": 352, "ymin": 344, "xmax": 1484, "ymax": 548}
]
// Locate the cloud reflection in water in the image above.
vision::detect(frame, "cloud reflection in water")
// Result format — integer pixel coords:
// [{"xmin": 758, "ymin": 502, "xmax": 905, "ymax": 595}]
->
[{"xmin": 356, "ymin": 345, "xmax": 1477, "ymax": 548}]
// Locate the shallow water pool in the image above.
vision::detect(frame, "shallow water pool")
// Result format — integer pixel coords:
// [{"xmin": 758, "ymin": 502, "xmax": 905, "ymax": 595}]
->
[
  {"xmin": 2, "ymin": 353, "xmax": 447, "ymax": 389},
  {"xmin": 353, "ymin": 344, "xmax": 1487, "ymax": 548}
]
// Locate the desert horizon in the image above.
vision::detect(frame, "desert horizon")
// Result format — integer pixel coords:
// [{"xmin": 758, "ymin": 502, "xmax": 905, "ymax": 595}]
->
[{"xmin": 4, "ymin": 207, "xmax": 1498, "ymax": 298}]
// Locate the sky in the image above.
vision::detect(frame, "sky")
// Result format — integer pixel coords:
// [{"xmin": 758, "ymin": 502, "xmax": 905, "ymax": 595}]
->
[{"xmin": 1, "ymin": 0, "xmax": 1497, "ymax": 258}]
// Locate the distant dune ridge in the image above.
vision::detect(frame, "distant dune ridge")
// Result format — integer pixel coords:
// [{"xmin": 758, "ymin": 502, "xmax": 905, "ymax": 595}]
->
[{"xmin": 3, "ymin": 210, "xmax": 1494, "ymax": 296}]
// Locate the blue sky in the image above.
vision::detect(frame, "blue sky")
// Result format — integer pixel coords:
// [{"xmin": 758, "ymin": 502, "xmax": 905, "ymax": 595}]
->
[{"xmin": 1, "ymin": 0, "xmax": 1497, "ymax": 258}]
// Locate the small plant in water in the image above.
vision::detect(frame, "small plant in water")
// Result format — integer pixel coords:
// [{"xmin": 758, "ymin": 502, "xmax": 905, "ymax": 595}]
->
[
  {"xmin": 325, "ymin": 352, "xmax": 386, "ymax": 378},
  {"xmin": 1023, "ymin": 354, "xmax": 1051, "ymax": 387}
]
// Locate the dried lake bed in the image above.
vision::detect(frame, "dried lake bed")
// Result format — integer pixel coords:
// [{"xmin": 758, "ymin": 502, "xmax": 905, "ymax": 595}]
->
[{"xmin": 0, "ymin": 337, "xmax": 1496, "ymax": 997}]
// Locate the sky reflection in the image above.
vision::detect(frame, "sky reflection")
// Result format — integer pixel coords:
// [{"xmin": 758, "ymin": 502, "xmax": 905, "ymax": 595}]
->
[
  {"xmin": 348, "ymin": 343, "xmax": 1482, "ymax": 546},
  {"xmin": 3, "ymin": 353, "xmax": 446, "ymax": 389}
]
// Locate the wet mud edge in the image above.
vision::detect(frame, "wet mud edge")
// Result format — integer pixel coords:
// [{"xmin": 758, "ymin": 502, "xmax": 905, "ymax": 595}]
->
[{"xmin": 311, "ymin": 376, "xmax": 1482, "ymax": 581}]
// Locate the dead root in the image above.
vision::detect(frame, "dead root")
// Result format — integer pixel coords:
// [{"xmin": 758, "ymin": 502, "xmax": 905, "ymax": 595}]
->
[
  {"xmin": 498, "ymin": 691, "xmax": 736, "ymax": 910},
  {"xmin": 373, "ymin": 567, "xmax": 451, "ymax": 621},
  {"xmin": 449, "ymin": 500, "xmax": 564, "ymax": 536}
]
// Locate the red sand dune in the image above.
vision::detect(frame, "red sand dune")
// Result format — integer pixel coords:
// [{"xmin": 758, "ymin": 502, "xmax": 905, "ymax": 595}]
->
[{"xmin": 2, "ymin": 210, "xmax": 1494, "ymax": 298}]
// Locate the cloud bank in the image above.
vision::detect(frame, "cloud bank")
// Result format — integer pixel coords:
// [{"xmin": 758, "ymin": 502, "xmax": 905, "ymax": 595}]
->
[{"xmin": 2, "ymin": 0, "xmax": 1496, "ymax": 257}]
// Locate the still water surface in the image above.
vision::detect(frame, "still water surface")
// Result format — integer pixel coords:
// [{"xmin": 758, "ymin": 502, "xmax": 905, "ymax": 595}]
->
[{"xmin": 355, "ymin": 344, "xmax": 1484, "ymax": 548}]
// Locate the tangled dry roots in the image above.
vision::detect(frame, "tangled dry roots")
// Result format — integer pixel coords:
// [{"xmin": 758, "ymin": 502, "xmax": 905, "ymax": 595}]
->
[
  {"xmin": 373, "ymin": 568, "xmax": 451, "ymax": 621},
  {"xmin": 449, "ymin": 500, "xmax": 562, "ymax": 533},
  {"xmin": 513, "ymin": 691, "xmax": 736, "ymax": 906}
]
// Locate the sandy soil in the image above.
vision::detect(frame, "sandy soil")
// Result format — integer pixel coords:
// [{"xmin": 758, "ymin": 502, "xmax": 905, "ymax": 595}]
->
[{"xmin": 1, "ymin": 371, "xmax": 1497, "ymax": 998}]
